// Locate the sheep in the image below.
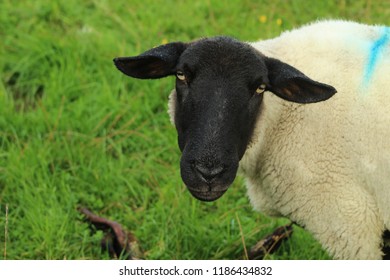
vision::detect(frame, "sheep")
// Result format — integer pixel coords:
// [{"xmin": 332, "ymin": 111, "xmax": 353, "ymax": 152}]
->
[{"xmin": 113, "ymin": 20, "xmax": 390, "ymax": 260}]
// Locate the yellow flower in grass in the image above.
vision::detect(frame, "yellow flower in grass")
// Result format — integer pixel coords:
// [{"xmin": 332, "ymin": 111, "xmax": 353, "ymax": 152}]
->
[
  {"xmin": 258, "ymin": 15, "xmax": 267, "ymax": 23},
  {"xmin": 276, "ymin": 18, "xmax": 283, "ymax": 26},
  {"xmin": 161, "ymin": 38, "xmax": 168, "ymax": 45}
]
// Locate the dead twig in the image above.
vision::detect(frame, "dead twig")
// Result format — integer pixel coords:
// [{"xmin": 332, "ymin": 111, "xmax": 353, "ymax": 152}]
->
[
  {"xmin": 78, "ymin": 207, "xmax": 142, "ymax": 260},
  {"xmin": 248, "ymin": 223, "xmax": 293, "ymax": 260}
]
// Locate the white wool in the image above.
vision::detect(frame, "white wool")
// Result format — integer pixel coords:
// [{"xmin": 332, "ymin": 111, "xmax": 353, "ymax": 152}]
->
[{"xmin": 242, "ymin": 20, "xmax": 390, "ymax": 259}]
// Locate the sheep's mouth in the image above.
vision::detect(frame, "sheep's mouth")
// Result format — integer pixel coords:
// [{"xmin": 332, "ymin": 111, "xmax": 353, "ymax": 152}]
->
[
  {"xmin": 179, "ymin": 153, "xmax": 238, "ymax": 202},
  {"xmin": 187, "ymin": 187, "xmax": 228, "ymax": 202}
]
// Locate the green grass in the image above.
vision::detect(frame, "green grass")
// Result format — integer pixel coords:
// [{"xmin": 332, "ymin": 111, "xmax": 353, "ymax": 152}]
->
[{"xmin": 0, "ymin": 0, "xmax": 389, "ymax": 260}]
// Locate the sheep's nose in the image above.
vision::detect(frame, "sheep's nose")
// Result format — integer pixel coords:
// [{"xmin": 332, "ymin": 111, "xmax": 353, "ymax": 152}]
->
[{"xmin": 194, "ymin": 164, "xmax": 224, "ymax": 183}]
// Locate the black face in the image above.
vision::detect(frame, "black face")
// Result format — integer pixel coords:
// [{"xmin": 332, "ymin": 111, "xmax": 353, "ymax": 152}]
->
[
  {"xmin": 114, "ymin": 36, "xmax": 336, "ymax": 202},
  {"xmin": 172, "ymin": 38, "xmax": 267, "ymax": 201}
]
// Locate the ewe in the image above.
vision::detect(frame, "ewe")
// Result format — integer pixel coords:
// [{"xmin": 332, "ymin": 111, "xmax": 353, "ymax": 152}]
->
[{"xmin": 114, "ymin": 20, "xmax": 390, "ymax": 260}]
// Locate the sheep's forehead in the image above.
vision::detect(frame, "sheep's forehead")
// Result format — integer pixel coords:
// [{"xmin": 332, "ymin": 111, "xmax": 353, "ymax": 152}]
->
[{"xmin": 178, "ymin": 37, "xmax": 266, "ymax": 76}]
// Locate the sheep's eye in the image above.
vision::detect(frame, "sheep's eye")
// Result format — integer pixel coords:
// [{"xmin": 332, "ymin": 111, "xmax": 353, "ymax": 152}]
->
[
  {"xmin": 176, "ymin": 71, "xmax": 186, "ymax": 81},
  {"xmin": 255, "ymin": 84, "xmax": 266, "ymax": 95}
]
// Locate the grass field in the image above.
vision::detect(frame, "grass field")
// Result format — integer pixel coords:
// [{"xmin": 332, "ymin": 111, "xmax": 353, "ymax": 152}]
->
[{"xmin": 1, "ymin": 0, "xmax": 389, "ymax": 260}]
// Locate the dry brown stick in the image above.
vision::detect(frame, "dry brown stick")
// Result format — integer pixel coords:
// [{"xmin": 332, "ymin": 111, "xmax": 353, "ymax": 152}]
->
[
  {"xmin": 78, "ymin": 207, "xmax": 142, "ymax": 260},
  {"xmin": 248, "ymin": 223, "xmax": 293, "ymax": 260}
]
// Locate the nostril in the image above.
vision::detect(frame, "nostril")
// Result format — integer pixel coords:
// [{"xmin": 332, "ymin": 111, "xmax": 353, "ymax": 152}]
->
[{"xmin": 194, "ymin": 164, "xmax": 224, "ymax": 182}]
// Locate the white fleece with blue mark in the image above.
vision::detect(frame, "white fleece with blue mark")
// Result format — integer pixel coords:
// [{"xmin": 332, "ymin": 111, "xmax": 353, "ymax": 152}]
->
[{"xmin": 363, "ymin": 26, "xmax": 390, "ymax": 84}]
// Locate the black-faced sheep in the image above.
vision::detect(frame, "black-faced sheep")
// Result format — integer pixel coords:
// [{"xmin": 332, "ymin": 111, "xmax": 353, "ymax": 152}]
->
[{"xmin": 114, "ymin": 20, "xmax": 390, "ymax": 259}]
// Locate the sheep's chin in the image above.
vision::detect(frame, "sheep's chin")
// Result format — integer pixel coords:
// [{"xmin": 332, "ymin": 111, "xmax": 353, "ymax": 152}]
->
[{"xmin": 187, "ymin": 188, "xmax": 228, "ymax": 202}]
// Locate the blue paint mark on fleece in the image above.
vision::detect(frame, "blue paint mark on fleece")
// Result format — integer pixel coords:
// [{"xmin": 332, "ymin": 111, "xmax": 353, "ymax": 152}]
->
[{"xmin": 363, "ymin": 27, "xmax": 390, "ymax": 84}]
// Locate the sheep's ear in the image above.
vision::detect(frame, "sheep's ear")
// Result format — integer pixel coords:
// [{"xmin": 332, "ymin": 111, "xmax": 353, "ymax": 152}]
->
[
  {"xmin": 113, "ymin": 42, "xmax": 187, "ymax": 79},
  {"xmin": 265, "ymin": 57, "xmax": 336, "ymax": 103}
]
